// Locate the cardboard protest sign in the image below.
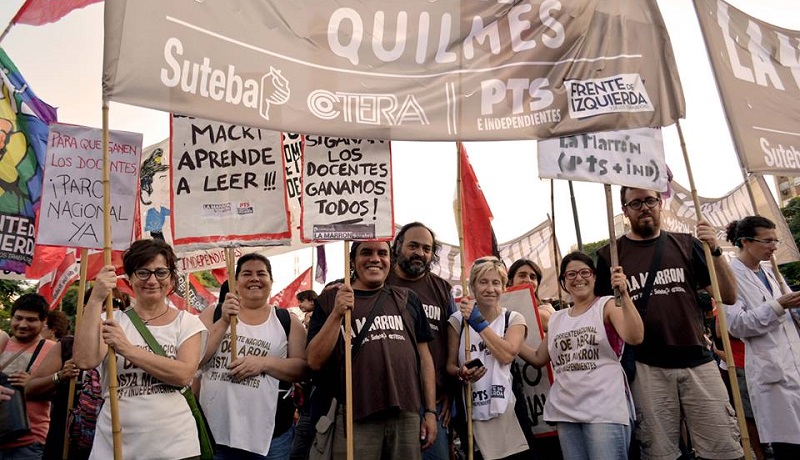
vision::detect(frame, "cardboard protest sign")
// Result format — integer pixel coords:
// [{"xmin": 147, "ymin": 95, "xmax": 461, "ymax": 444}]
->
[
  {"xmin": 170, "ymin": 115, "xmax": 291, "ymax": 249},
  {"xmin": 501, "ymin": 284, "xmax": 557, "ymax": 438},
  {"xmin": 538, "ymin": 127, "xmax": 667, "ymax": 191},
  {"xmin": 103, "ymin": 0, "xmax": 685, "ymax": 141},
  {"xmin": 301, "ymin": 137, "xmax": 394, "ymax": 241},
  {"xmin": 695, "ymin": 0, "xmax": 800, "ymax": 175},
  {"xmin": 38, "ymin": 123, "xmax": 142, "ymax": 250}
]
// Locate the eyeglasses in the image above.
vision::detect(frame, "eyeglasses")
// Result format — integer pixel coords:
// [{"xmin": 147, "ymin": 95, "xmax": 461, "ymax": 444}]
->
[
  {"xmin": 748, "ymin": 237, "xmax": 781, "ymax": 246},
  {"xmin": 563, "ymin": 268, "xmax": 594, "ymax": 280},
  {"xmin": 133, "ymin": 268, "xmax": 172, "ymax": 281},
  {"xmin": 623, "ymin": 196, "xmax": 660, "ymax": 211}
]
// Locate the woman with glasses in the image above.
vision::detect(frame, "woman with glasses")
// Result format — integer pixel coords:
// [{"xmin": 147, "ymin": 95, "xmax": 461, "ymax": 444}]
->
[
  {"xmin": 724, "ymin": 216, "xmax": 800, "ymax": 459},
  {"xmin": 507, "ymin": 259, "xmax": 557, "ymax": 332},
  {"xmin": 447, "ymin": 257, "xmax": 530, "ymax": 460},
  {"xmin": 520, "ymin": 251, "xmax": 643, "ymax": 460},
  {"xmin": 74, "ymin": 239, "xmax": 208, "ymax": 460}
]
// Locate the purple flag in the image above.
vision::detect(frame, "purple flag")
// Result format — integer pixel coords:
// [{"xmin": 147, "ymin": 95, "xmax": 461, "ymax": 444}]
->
[{"xmin": 315, "ymin": 245, "xmax": 327, "ymax": 285}]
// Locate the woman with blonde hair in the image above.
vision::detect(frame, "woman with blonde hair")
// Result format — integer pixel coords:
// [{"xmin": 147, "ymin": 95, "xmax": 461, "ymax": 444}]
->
[{"xmin": 447, "ymin": 256, "xmax": 529, "ymax": 460}]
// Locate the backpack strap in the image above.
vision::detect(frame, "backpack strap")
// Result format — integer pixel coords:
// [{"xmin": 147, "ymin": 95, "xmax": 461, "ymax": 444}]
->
[{"xmin": 275, "ymin": 307, "xmax": 291, "ymax": 339}]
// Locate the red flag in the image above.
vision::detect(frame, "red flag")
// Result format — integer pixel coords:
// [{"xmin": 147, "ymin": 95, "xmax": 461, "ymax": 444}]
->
[
  {"xmin": 458, "ymin": 144, "xmax": 498, "ymax": 271},
  {"xmin": 211, "ymin": 267, "xmax": 228, "ymax": 285},
  {"xmin": 37, "ymin": 250, "xmax": 79, "ymax": 309},
  {"xmin": 25, "ymin": 245, "xmax": 67, "ymax": 279},
  {"xmin": 12, "ymin": 0, "xmax": 102, "ymax": 26},
  {"xmin": 269, "ymin": 267, "xmax": 312, "ymax": 308}
]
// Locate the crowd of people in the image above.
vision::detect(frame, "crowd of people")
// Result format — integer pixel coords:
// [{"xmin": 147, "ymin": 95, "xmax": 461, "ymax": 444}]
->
[{"xmin": 0, "ymin": 187, "xmax": 799, "ymax": 460}]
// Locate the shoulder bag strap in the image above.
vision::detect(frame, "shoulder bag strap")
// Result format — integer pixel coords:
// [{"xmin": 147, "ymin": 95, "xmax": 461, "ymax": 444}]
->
[
  {"xmin": 24, "ymin": 339, "xmax": 46, "ymax": 373},
  {"xmin": 631, "ymin": 232, "xmax": 667, "ymax": 318},
  {"xmin": 350, "ymin": 287, "xmax": 389, "ymax": 359},
  {"xmin": 0, "ymin": 340, "xmax": 38, "ymax": 373},
  {"xmin": 125, "ymin": 308, "xmax": 168, "ymax": 357}
]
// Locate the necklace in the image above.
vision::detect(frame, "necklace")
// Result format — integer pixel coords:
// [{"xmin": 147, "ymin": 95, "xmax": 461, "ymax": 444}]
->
[{"xmin": 139, "ymin": 306, "xmax": 169, "ymax": 324}]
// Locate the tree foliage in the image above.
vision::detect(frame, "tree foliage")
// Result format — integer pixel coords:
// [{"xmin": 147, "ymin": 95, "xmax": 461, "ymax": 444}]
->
[
  {"xmin": 779, "ymin": 197, "xmax": 800, "ymax": 287},
  {"xmin": 0, "ymin": 279, "xmax": 36, "ymax": 333}
]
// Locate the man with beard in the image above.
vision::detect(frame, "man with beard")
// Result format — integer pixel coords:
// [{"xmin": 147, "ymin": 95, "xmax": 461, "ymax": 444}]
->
[
  {"xmin": 595, "ymin": 187, "xmax": 743, "ymax": 460},
  {"xmin": 0, "ymin": 294, "xmax": 56, "ymax": 458},
  {"xmin": 386, "ymin": 222, "xmax": 456, "ymax": 460},
  {"xmin": 307, "ymin": 240, "xmax": 437, "ymax": 459}
]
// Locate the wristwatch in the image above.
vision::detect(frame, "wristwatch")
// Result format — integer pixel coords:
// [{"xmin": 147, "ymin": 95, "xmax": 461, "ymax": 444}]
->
[{"xmin": 711, "ymin": 247, "xmax": 722, "ymax": 257}]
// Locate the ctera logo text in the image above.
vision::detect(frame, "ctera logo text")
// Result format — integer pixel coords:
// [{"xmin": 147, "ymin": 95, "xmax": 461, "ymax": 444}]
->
[
  {"xmin": 565, "ymin": 74, "xmax": 653, "ymax": 120},
  {"xmin": 160, "ymin": 38, "xmax": 290, "ymax": 121}
]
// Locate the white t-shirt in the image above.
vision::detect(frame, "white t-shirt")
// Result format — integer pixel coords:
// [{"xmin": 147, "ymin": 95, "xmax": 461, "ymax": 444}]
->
[
  {"xmin": 544, "ymin": 296, "xmax": 631, "ymax": 425},
  {"xmin": 90, "ymin": 308, "xmax": 207, "ymax": 460},
  {"xmin": 200, "ymin": 306, "xmax": 288, "ymax": 455}
]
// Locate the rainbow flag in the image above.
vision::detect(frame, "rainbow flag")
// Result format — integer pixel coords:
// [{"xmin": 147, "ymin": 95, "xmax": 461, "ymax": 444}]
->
[{"xmin": 0, "ymin": 48, "xmax": 57, "ymax": 273}]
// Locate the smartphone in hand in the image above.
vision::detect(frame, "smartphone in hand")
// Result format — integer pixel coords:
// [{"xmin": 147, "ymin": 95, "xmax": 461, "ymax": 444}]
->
[{"xmin": 464, "ymin": 358, "xmax": 484, "ymax": 369}]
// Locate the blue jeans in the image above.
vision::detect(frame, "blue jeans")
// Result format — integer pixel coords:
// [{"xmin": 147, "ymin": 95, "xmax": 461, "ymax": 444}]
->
[
  {"xmin": 557, "ymin": 422, "xmax": 631, "ymax": 460},
  {"xmin": 0, "ymin": 443, "xmax": 44, "ymax": 460},
  {"xmin": 266, "ymin": 426, "xmax": 294, "ymax": 460},
  {"xmin": 421, "ymin": 401, "xmax": 450, "ymax": 460},
  {"xmin": 214, "ymin": 427, "xmax": 294, "ymax": 460}
]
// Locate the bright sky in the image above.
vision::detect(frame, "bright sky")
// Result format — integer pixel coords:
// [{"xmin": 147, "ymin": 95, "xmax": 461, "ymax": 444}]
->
[{"xmin": 1, "ymin": 0, "xmax": 798, "ymax": 293}]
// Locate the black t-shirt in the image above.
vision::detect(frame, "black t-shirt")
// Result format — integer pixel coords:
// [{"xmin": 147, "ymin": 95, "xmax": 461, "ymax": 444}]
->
[
  {"xmin": 386, "ymin": 271, "xmax": 454, "ymax": 394},
  {"xmin": 307, "ymin": 284, "xmax": 433, "ymax": 420},
  {"xmin": 596, "ymin": 232, "xmax": 713, "ymax": 368}
]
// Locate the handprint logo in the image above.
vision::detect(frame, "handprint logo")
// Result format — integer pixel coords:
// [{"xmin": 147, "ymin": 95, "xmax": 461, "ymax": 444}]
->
[{"xmin": 259, "ymin": 66, "xmax": 290, "ymax": 120}]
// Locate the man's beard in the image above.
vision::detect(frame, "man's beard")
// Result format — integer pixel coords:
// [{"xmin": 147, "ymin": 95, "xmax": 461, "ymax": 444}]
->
[
  {"xmin": 398, "ymin": 254, "xmax": 430, "ymax": 278},
  {"xmin": 631, "ymin": 213, "xmax": 659, "ymax": 238}
]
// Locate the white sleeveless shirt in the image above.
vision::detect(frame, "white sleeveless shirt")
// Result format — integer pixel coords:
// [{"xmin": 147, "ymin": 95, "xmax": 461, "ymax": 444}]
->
[
  {"xmin": 544, "ymin": 296, "xmax": 631, "ymax": 425},
  {"xmin": 200, "ymin": 306, "xmax": 288, "ymax": 455}
]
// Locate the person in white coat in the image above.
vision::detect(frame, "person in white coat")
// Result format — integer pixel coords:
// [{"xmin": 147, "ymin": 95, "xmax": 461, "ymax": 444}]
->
[{"xmin": 725, "ymin": 216, "xmax": 800, "ymax": 459}]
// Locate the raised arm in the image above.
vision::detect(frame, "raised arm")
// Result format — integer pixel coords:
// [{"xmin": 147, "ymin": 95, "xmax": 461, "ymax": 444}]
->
[
  {"xmin": 604, "ymin": 266, "xmax": 644, "ymax": 345},
  {"xmin": 307, "ymin": 286, "xmax": 350, "ymax": 371},
  {"xmin": 73, "ymin": 265, "xmax": 116, "ymax": 370}
]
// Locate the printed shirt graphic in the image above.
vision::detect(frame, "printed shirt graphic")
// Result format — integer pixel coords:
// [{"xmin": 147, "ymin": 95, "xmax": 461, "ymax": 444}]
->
[
  {"xmin": 544, "ymin": 296, "xmax": 630, "ymax": 425},
  {"xmin": 91, "ymin": 309, "xmax": 207, "ymax": 460},
  {"xmin": 200, "ymin": 307, "xmax": 287, "ymax": 455}
]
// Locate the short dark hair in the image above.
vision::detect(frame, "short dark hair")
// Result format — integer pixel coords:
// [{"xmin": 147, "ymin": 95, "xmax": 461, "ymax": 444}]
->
[
  {"xmin": 46, "ymin": 310, "xmax": 70, "ymax": 339},
  {"xmin": 296, "ymin": 289, "xmax": 318, "ymax": 302},
  {"xmin": 11, "ymin": 293, "xmax": 49, "ymax": 320},
  {"xmin": 507, "ymin": 259, "xmax": 543, "ymax": 288},
  {"xmin": 236, "ymin": 253, "xmax": 272, "ymax": 279},
  {"xmin": 620, "ymin": 186, "xmax": 661, "ymax": 207},
  {"xmin": 123, "ymin": 239, "xmax": 179, "ymax": 287},
  {"xmin": 391, "ymin": 222, "xmax": 441, "ymax": 267},
  {"xmin": 725, "ymin": 216, "xmax": 776, "ymax": 247},
  {"xmin": 558, "ymin": 251, "xmax": 596, "ymax": 291},
  {"xmin": 349, "ymin": 241, "xmax": 391, "ymax": 281}
]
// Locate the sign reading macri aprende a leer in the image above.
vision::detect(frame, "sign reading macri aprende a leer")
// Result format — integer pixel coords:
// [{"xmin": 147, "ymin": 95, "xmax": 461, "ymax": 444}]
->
[
  {"xmin": 103, "ymin": 0, "xmax": 685, "ymax": 141},
  {"xmin": 38, "ymin": 123, "xmax": 142, "ymax": 250},
  {"xmin": 301, "ymin": 136, "xmax": 393, "ymax": 242},
  {"xmin": 537, "ymin": 127, "xmax": 667, "ymax": 191},
  {"xmin": 170, "ymin": 115, "xmax": 291, "ymax": 250}
]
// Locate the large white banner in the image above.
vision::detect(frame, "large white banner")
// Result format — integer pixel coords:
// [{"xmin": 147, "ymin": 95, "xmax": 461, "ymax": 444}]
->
[
  {"xmin": 103, "ymin": 0, "xmax": 685, "ymax": 141},
  {"xmin": 301, "ymin": 137, "xmax": 394, "ymax": 241},
  {"xmin": 38, "ymin": 123, "xmax": 142, "ymax": 250},
  {"xmin": 695, "ymin": 0, "xmax": 800, "ymax": 175},
  {"xmin": 502, "ymin": 285, "xmax": 558, "ymax": 438},
  {"xmin": 538, "ymin": 128, "xmax": 667, "ymax": 191},
  {"xmin": 661, "ymin": 176, "xmax": 800, "ymax": 265},
  {"xmin": 170, "ymin": 115, "xmax": 291, "ymax": 250}
]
